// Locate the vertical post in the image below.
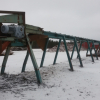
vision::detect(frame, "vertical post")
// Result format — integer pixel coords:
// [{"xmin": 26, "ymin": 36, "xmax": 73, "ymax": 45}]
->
[
  {"xmin": 74, "ymin": 38, "xmax": 83, "ymax": 67},
  {"xmin": 26, "ymin": 35, "xmax": 42, "ymax": 84},
  {"xmin": 1, "ymin": 44, "xmax": 11, "ymax": 74},
  {"xmin": 53, "ymin": 39, "xmax": 61, "ymax": 65},
  {"xmin": 63, "ymin": 36, "xmax": 73, "ymax": 71},
  {"xmin": 87, "ymin": 41, "xmax": 94, "ymax": 62},
  {"xmin": 40, "ymin": 38, "xmax": 49, "ymax": 67},
  {"xmin": 92, "ymin": 41, "xmax": 98, "ymax": 60},
  {"xmin": 71, "ymin": 43, "xmax": 75, "ymax": 60},
  {"xmin": 77, "ymin": 41, "xmax": 82, "ymax": 58},
  {"xmin": 21, "ymin": 50, "xmax": 29, "ymax": 72}
]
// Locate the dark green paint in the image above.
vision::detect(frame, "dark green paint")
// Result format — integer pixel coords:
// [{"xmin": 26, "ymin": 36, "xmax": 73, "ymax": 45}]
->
[
  {"xmin": 53, "ymin": 39, "xmax": 61, "ymax": 64},
  {"xmin": 1, "ymin": 45, "xmax": 11, "ymax": 74},
  {"xmin": 40, "ymin": 38, "xmax": 49, "ymax": 67}
]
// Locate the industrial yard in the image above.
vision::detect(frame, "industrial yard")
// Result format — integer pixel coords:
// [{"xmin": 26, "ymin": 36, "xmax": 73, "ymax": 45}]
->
[
  {"xmin": 0, "ymin": 49, "xmax": 100, "ymax": 100},
  {"xmin": 0, "ymin": 0, "xmax": 100, "ymax": 100}
]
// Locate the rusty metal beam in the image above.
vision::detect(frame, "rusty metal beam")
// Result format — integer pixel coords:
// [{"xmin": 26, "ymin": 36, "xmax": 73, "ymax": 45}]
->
[
  {"xmin": 2, "ymin": 41, "xmax": 11, "ymax": 53},
  {"xmin": 29, "ymin": 35, "xmax": 48, "ymax": 50}
]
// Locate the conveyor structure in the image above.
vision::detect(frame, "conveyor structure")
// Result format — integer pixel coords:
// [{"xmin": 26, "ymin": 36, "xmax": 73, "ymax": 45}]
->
[{"xmin": 0, "ymin": 11, "xmax": 100, "ymax": 84}]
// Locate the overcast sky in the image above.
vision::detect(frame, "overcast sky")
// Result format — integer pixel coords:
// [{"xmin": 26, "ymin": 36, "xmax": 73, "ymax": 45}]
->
[{"xmin": 0, "ymin": 0, "xmax": 100, "ymax": 40}]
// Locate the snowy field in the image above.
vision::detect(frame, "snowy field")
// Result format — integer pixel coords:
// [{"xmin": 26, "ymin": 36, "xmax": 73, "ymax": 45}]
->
[{"xmin": 0, "ymin": 49, "xmax": 100, "ymax": 100}]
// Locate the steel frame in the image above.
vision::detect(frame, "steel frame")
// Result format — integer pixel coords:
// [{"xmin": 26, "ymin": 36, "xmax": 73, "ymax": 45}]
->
[
  {"xmin": 0, "ymin": 11, "xmax": 42, "ymax": 84},
  {"xmin": 0, "ymin": 10, "xmax": 100, "ymax": 84},
  {"xmin": 41, "ymin": 31, "xmax": 100, "ymax": 70}
]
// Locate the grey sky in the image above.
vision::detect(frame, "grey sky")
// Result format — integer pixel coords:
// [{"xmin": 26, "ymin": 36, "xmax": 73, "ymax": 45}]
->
[{"xmin": 0, "ymin": 0, "xmax": 100, "ymax": 40}]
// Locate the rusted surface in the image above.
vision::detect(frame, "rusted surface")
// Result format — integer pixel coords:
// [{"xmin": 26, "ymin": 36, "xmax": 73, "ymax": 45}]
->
[
  {"xmin": 0, "ymin": 41, "xmax": 11, "ymax": 54},
  {"xmin": 28, "ymin": 34, "xmax": 48, "ymax": 50},
  {"xmin": 36, "ymin": 38, "xmax": 48, "ymax": 51},
  {"xmin": 2, "ymin": 41, "xmax": 11, "ymax": 52},
  {"xmin": 28, "ymin": 34, "xmax": 48, "ymax": 40}
]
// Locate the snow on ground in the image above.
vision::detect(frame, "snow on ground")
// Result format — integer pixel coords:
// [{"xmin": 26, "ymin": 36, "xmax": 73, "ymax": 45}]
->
[{"xmin": 0, "ymin": 49, "xmax": 100, "ymax": 100}]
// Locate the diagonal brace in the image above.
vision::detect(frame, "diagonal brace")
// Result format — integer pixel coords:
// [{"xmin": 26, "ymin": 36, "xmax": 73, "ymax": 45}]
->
[
  {"xmin": 1, "ymin": 44, "xmax": 11, "ymax": 74},
  {"xmin": 87, "ymin": 41, "xmax": 94, "ymax": 62},
  {"xmin": 21, "ymin": 42, "xmax": 33, "ymax": 72},
  {"xmin": 71, "ymin": 43, "xmax": 75, "ymax": 60},
  {"xmin": 26, "ymin": 35, "xmax": 42, "ymax": 84},
  {"xmin": 62, "ymin": 36, "xmax": 73, "ymax": 71},
  {"xmin": 40, "ymin": 38, "xmax": 49, "ymax": 67},
  {"xmin": 74, "ymin": 38, "xmax": 83, "ymax": 67},
  {"xmin": 77, "ymin": 41, "xmax": 82, "ymax": 58},
  {"xmin": 53, "ymin": 39, "xmax": 61, "ymax": 65},
  {"xmin": 92, "ymin": 41, "xmax": 98, "ymax": 60}
]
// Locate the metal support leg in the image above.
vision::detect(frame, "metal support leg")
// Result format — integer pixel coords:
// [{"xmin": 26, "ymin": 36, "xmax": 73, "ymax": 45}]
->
[
  {"xmin": 74, "ymin": 38, "xmax": 83, "ymax": 67},
  {"xmin": 21, "ymin": 42, "xmax": 34, "ymax": 72},
  {"xmin": 26, "ymin": 35, "xmax": 42, "ymax": 84},
  {"xmin": 21, "ymin": 50, "xmax": 29, "ymax": 72},
  {"xmin": 40, "ymin": 38, "xmax": 49, "ymax": 67},
  {"xmin": 86, "ymin": 48, "xmax": 89, "ymax": 56},
  {"xmin": 97, "ymin": 43, "xmax": 100, "ymax": 52},
  {"xmin": 53, "ymin": 39, "xmax": 61, "ymax": 65},
  {"xmin": 77, "ymin": 41, "xmax": 82, "ymax": 58},
  {"xmin": 63, "ymin": 36, "xmax": 73, "ymax": 71},
  {"xmin": 71, "ymin": 43, "xmax": 75, "ymax": 60},
  {"xmin": 87, "ymin": 41, "xmax": 94, "ymax": 62},
  {"xmin": 99, "ymin": 43, "xmax": 100, "ymax": 52},
  {"xmin": 92, "ymin": 41, "xmax": 98, "ymax": 60},
  {"xmin": 1, "ymin": 45, "xmax": 11, "ymax": 74},
  {"xmin": 96, "ymin": 43, "xmax": 100, "ymax": 54}
]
